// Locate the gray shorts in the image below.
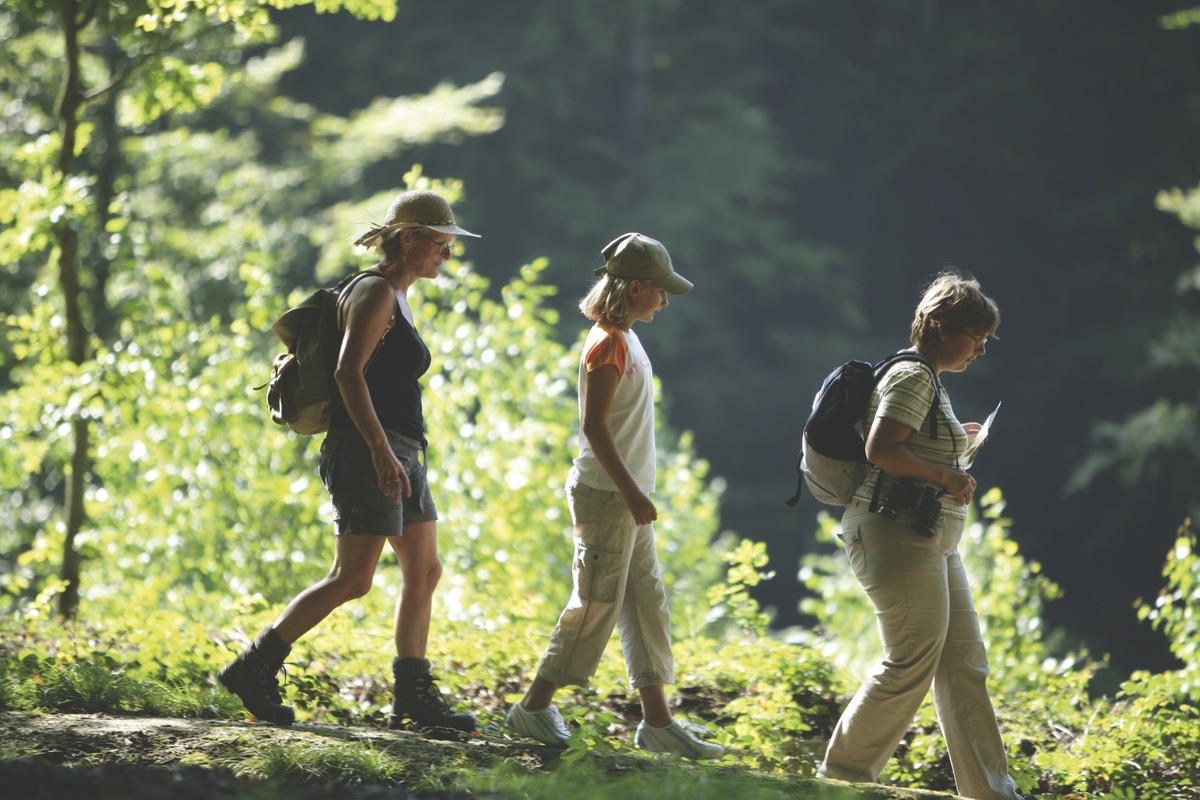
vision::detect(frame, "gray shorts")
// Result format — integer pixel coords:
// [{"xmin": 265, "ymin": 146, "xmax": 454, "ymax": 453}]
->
[{"xmin": 318, "ymin": 427, "xmax": 438, "ymax": 536}]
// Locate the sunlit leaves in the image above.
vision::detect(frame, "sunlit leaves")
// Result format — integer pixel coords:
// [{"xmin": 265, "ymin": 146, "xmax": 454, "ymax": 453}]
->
[
  {"xmin": 312, "ymin": 76, "xmax": 506, "ymax": 192},
  {"xmin": 1160, "ymin": 6, "xmax": 1200, "ymax": 31},
  {"xmin": 0, "ymin": 135, "xmax": 95, "ymax": 266},
  {"xmin": 705, "ymin": 538, "xmax": 774, "ymax": 638},
  {"xmin": 1137, "ymin": 520, "xmax": 1200, "ymax": 667},
  {"xmin": 134, "ymin": 0, "xmax": 395, "ymax": 35},
  {"xmin": 121, "ymin": 57, "xmax": 228, "ymax": 128}
]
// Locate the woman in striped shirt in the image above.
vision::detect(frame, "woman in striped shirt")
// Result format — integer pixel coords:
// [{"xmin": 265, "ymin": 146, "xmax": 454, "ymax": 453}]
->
[{"xmin": 818, "ymin": 272, "xmax": 1032, "ymax": 800}]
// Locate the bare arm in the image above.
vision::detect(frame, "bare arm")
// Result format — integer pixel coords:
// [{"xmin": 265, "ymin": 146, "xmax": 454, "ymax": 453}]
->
[
  {"xmin": 580, "ymin": 363, "xmax": 657, "ymax": 524},
  {"xmin": 865, "ymin": 416, "xmax": 975, "ymax": 504},
  {"xmin": 333, "ymin": 276, "xmax": 407, "ymax": 501}
]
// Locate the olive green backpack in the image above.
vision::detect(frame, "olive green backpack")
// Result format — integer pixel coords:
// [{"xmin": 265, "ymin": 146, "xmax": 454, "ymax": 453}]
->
[{"xmin": 257, "ymin": 269, "xmax": 391, "ymax": 434}]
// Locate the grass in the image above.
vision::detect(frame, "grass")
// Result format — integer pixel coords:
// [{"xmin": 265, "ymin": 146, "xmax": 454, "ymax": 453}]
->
[
  {"xmin": 224, "ymin": 739, "xmax": 409, "ymax": 786},
  {"xmin": 215, "ymin": 730, "xmax": 938, "ymax": 800}
]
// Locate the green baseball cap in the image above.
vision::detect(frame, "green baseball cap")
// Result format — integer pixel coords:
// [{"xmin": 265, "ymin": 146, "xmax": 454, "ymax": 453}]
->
[{"xmin": 593, "ymin": 232, "xmax": 693, "ymax": 295}]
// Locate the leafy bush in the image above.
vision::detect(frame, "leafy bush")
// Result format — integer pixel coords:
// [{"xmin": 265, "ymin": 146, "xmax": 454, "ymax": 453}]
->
[{"xmin": 1030, "ymin": 521, "xmax": 1200, "ymax": 799}]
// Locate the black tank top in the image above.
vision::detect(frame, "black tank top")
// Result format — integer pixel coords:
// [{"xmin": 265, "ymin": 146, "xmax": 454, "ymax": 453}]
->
[{"xmin": 330, "ymin": 312, "xmax": 432, "ymax": 441}]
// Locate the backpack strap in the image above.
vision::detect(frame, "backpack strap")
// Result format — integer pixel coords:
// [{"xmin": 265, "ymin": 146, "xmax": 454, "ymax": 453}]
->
[
  {"xmin": 333, "ymin": 268, "xmax": 397, "ymax": 376},
  {"xmin": 786, "ymin": 352, "xmax": 946, "ymax": 509},
  {"xmin": 786, "ymin": 464, "xmax": 804, "ymax": 507},
  {"xmin": 334, "ymin": 268, "xmax": 392, "ymax": 331},
  {"xmin": 858, "ymin": 352, "xmax": 950, "ymax": 498},
  {"xmin": 871, "ymin": 352, "xmax": 941, "ymax": 442}
]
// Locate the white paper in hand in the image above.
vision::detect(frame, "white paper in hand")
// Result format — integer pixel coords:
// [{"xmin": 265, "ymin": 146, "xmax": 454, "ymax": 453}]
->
[{"xmin": 962, "ymin": 402, "xmax": 1001, "ymax": 468}]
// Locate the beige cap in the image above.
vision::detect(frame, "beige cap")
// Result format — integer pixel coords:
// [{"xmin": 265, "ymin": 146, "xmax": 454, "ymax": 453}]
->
[{"xmin": 593, "ymin": 232, "xmax": 692, "ymax": 295}]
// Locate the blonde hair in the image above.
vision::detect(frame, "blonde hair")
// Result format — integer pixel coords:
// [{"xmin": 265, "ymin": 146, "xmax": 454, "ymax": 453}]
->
[
  {"xmin": 910, "ymin": 270, "xmax": 1000, "ymax": 349},
  {"xmin": 579, "ymin": 274, "xmax": 635, "ymax": 325},
  {"xmin": 354, "ymin": 225, "xmax": 422, "ymax": 275}
]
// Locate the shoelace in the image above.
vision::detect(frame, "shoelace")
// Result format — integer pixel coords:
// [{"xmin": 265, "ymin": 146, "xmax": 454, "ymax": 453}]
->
[
  {"xmin": 257, "ymin": 662, "xmax": 286, "ymax": 705},
  {"xmin": 415, "ymin": 675, "xmax": 454, "ymax": 712}
]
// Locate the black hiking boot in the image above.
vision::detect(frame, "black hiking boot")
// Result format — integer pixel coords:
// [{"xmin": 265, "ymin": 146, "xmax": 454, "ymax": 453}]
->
[
  {"xmin": 218, "ymin": 625, "xmax": 295, "ymax": 726},
  {"xmin": 387, "ymin": 656, "xmax": 475, "ymax": 732}
]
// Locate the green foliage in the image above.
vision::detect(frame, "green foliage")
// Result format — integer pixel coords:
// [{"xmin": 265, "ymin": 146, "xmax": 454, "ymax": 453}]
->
[
  {"xmin": 1034, "ymin": 639, "xmax": 1200, "ymax": 798},
  {"xmin": 690, "ymin": 636, "xmax": 839, "ymax": 775},
  {"xmin": 132, "ymin": 0, "xmax": 397, "ymax": 36},
  {"xmin": 0, "ymin": 609, "xmax": 238, "ymax": 717},
  {"xmin": 1068, "ymin": 400, "xmax": 1200, "ymax": 494},
  {"xmin": 706, "ymin": 538, "xmax": 776, "ymax": 638},
  {"xmin": 1137, "ymin": 519, "xmax": 1200, "ymax": 665},
  {"xmin": 1160, "ymin": 6, "xmax": 1200, "ymax": 30},
  {"xmin": 0, "ymin": 0, "xmax": 503, "ymax": 619},
  {"xmin": 4, "ymin": 505, "xmax": 1200, "ymax": 798},
  {"xmin": 1068, "ymin": 181, "xmax": 1200, "ymax": 516}
]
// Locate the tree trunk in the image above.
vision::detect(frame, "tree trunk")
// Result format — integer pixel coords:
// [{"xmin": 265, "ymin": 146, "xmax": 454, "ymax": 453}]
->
[
  {"xmin": 90, "ymin": 30, "xmax": 123, "ymax": 342},
  {"xmin": 54, "ymin": 0, "xmax": 90, "ymax": 621}
]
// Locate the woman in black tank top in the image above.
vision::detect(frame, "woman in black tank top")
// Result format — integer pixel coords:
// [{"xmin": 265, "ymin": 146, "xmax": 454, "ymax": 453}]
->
[{"xmin": 218, "ymin": 190, "xmax": 481, "ymax": 732}]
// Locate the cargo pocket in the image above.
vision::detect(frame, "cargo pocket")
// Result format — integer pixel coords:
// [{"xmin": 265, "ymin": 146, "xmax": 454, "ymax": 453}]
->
[{"xmin": 575, "ymin": 543, "xmax": 623, "ymax": 603}]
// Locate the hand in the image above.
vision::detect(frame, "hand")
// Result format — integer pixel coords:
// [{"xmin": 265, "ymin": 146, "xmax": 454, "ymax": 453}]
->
[
  {"xmin": 940, "ymin": 467, "xmax": 977, "ymax": 506},
  {"xmin": 963, "ymin": 422, "xmax": 983, "ymax": 441},
  {"xmin": 624, "ymin": 491, "xmax": 658, "ymax": 526},
  {"xmin": 372, "ymin": 447, "xmax": 411, "ymax": 502}
]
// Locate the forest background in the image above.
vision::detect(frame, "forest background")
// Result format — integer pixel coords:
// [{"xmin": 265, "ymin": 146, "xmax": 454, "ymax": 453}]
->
[
  {"xmin": 262, "ymin": 0, "xmax": 1200, "ymax": 684},
  {"xmin": 2, "ymin": 3, "xmax": 1200, "ymax": 796},
  {"xmin": 3, "ymin": 2, "xmax": 1200, "ymax": 797},
  {"xmin": 4, "ymin": 0, "xmax": 1200, "ymax": 678}
]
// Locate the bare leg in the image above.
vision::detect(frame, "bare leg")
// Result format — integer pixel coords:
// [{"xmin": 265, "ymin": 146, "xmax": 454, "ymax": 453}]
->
[
  {"xmin": 271, "ymin": 535, "xmax": 388, "ymax": 644},
  {"xmin": 385, "ymin": 520, "xmax": 474, "ymax": 731},
  {"xmin": 638, "ymin": 684, "xmax": 671, "ymax": 727},
  {"xmin": 522, "ymin": 675, "xmax": 559, "ymax": 711},
  {"xmin": 634, "ymin": 683, "xmax": 724, "ymax": 759},
  {"xmin": 387, "ymin": 520, "xmax": 441, "ymax": 658}
]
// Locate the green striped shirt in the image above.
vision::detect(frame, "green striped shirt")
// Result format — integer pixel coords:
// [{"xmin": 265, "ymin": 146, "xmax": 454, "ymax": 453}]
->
[{"xmin": 852, "ymin": 358, "xmax": 968, "ymax": 519}]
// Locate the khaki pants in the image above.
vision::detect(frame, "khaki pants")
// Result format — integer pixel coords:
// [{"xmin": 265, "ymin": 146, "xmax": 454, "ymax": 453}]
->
[
  {"xmin": 818, "ymin": 501, "xmax": 1020, "ymax": 800},
  {"xmin": 537, "ymin": 480, "xmax": 675, "ymax": 690}
]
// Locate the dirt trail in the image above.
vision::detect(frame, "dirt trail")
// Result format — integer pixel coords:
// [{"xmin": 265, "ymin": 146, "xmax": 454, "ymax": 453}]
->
[
  {"xmin": 0, "ymin": 711, "xmax": 540, "ymax": 799},
  {"xmin": 0, "ymin": 711, "xmax": 959, "ymax": 800}
]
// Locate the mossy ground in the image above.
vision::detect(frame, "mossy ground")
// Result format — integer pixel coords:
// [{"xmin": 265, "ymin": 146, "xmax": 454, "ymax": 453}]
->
[{"xmin": 0, "ymin": 711, "xmax": 966, "ymax": 800}]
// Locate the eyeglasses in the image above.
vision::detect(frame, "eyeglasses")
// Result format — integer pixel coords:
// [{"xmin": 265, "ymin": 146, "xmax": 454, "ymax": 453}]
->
[
  {"xmin": 413, "ymin": 230, "xmax": 457, "ymax": 256},
  {"xmin": 963, "ymin": 331, "xmax": 990, "ymax": 348}
]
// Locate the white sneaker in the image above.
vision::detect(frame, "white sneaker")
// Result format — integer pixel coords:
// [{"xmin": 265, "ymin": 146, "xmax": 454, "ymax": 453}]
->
[
  {"xmin": 505, "ymin": 701, "xmax": 571, "ymax": 747},
  {"xmin": 635, "ymin": 719, "xmax": 725, "ymax": 760},
  {"xmin": 673, "ymin": 719, "xmax": 717, "ymax": 738}
]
